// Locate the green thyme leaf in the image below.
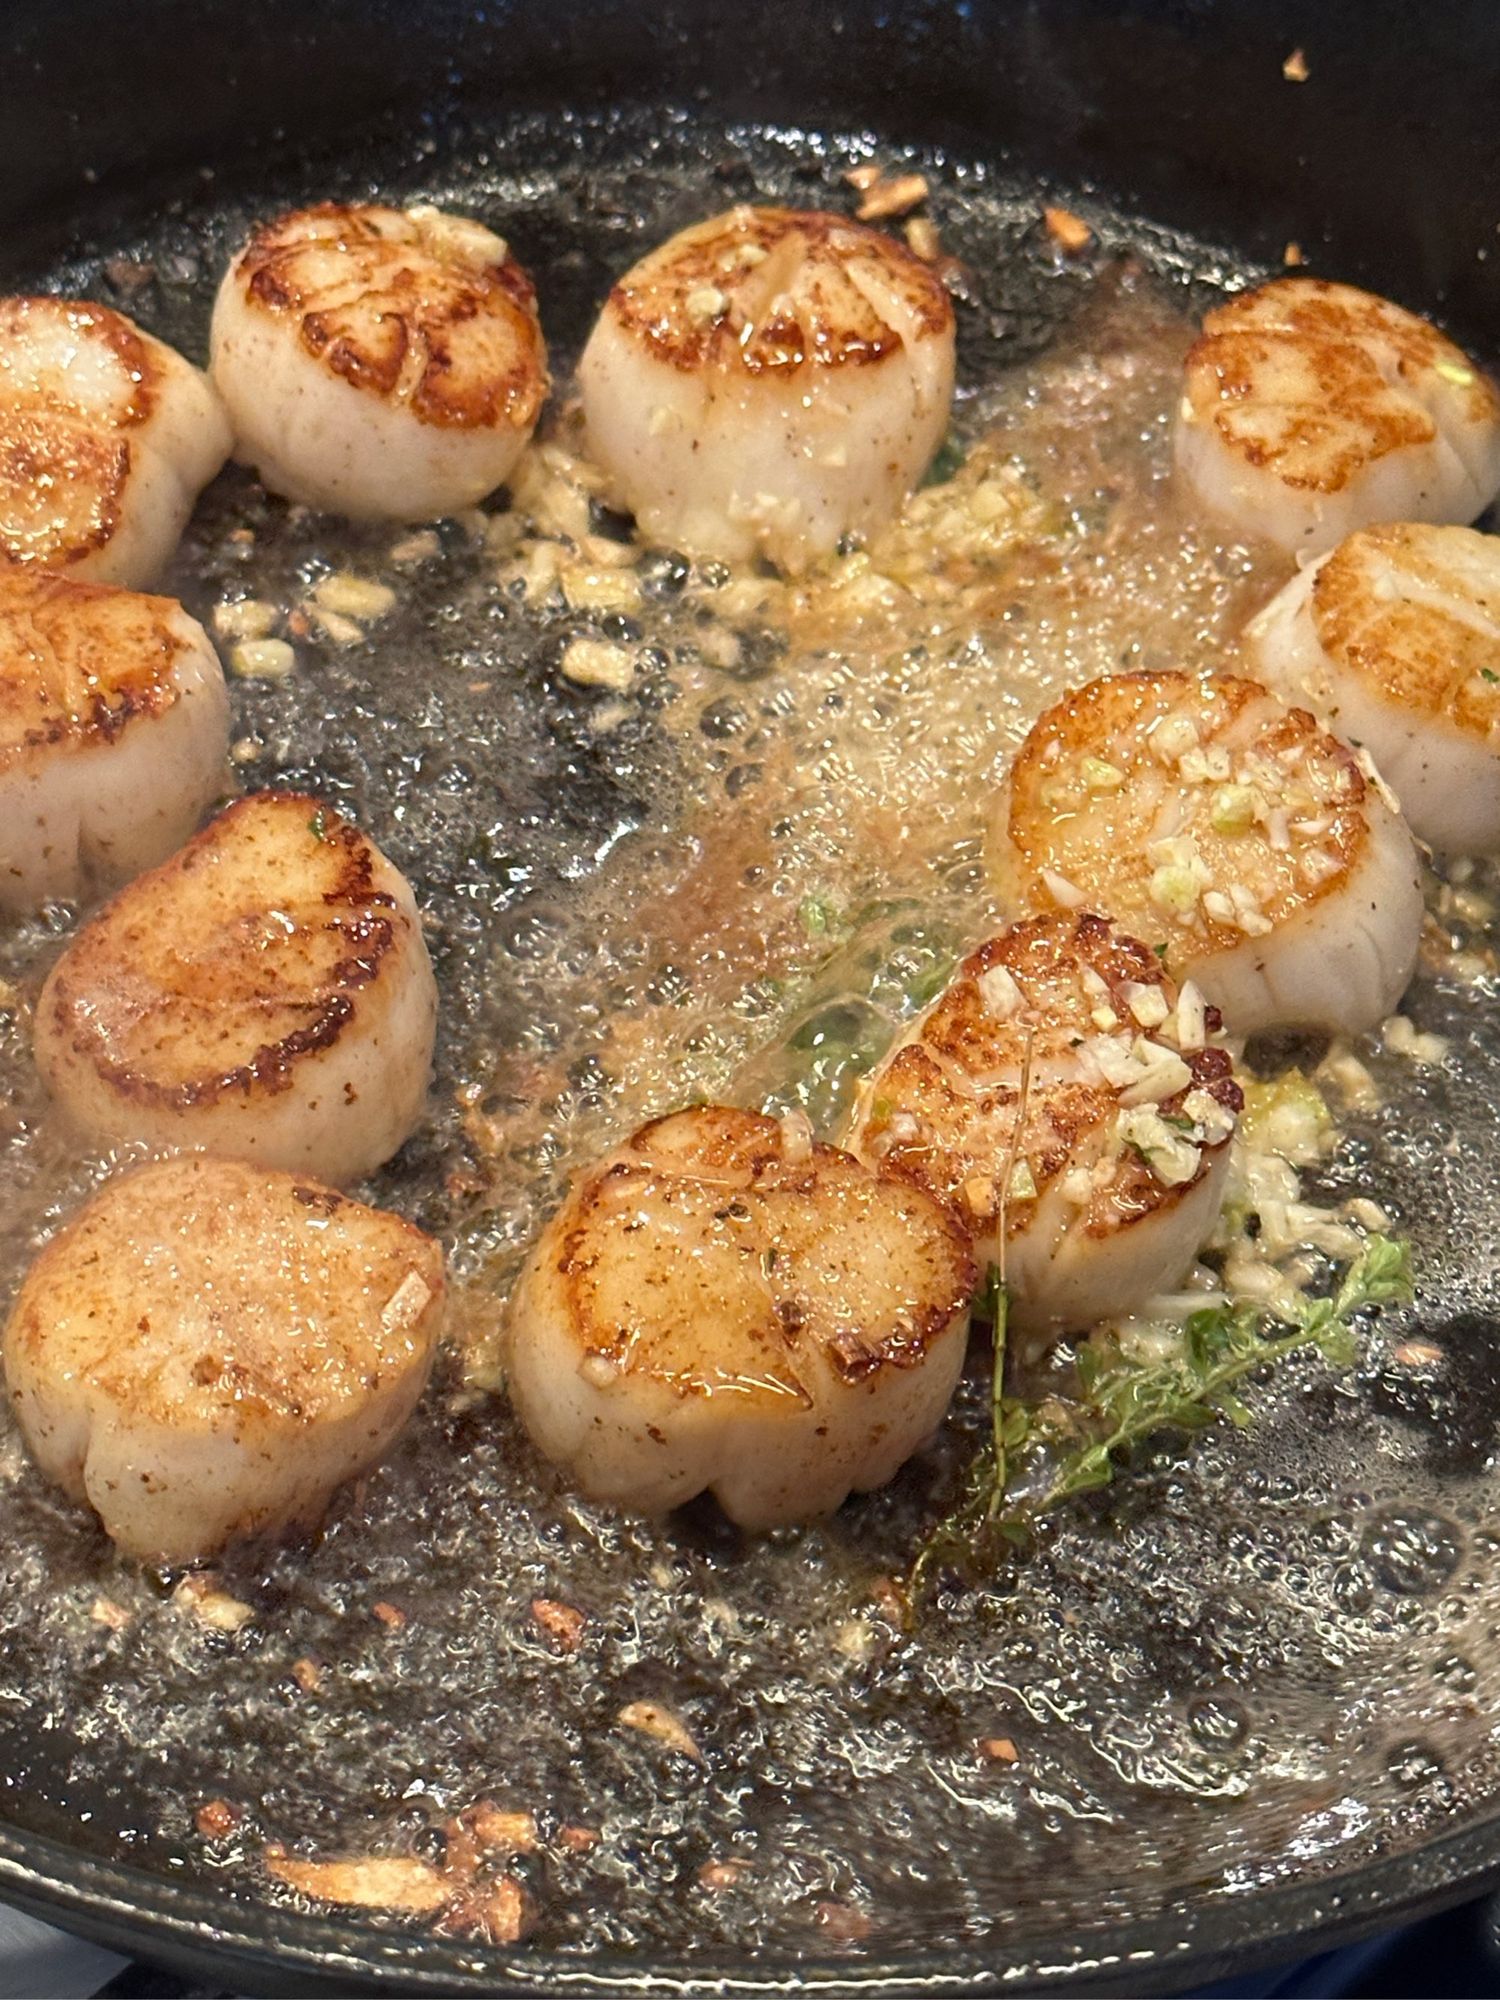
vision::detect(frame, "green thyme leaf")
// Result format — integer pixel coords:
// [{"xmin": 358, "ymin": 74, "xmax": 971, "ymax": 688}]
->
[
  {"xmin": 921, "ymin": 428, "xmax": 966, "ymax": 488},
  {"xmin": 903, "ymin": 1236, "xmax": 1412, "ymax": 1606}
]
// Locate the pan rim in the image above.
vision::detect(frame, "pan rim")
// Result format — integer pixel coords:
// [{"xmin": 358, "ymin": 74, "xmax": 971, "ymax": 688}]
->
[{"xmin": 1, "ymin": 1795, "xmax": 1497, "ymax": 1993}]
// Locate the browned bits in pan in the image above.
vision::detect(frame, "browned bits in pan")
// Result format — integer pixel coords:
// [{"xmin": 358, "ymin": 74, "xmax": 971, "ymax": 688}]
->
[
  {"xmin": 530, "ymin": 1595, "xmax": 587, "ymax": 1653},
  {"xmin": 854, "ymin": 171, "xmax": 931, "ymax": 222},
  {"xmin": 433, "ymin": 1873, "xmax": 534, "ymax": 1944},
  {"xmin": 814, "ymin": 1900, "xmax": 872, "ymax": 1941},
  {"xmin": 1043, "ymin": 205, "xmax": 1093, "ymax": 255},
  {"xmin": 616, "ymin": 1699, "xmax": 704, "ymax": 1763},
  {"xmin": 195, "ymin": 1798, "xmax": 241, "ymax": 1840},
  {"xmin": 697, "ymin": 1858, "xmax": 751, "ymax": 1890}
]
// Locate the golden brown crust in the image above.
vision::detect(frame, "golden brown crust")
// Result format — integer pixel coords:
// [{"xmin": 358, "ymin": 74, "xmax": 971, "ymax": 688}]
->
[
  {"xmin": 0, "ymin": 409, "xmax": 130, "ymax": 570},
  {"xmin": 0, "ymin": 569, "xmax": 189, "ymax": 766},
  {"xmin": 1311, "ymin": 522, "xmax": 1500, "ymax": 740},
  {"xmin": 0, "ymin": 297, "xmax": 191, "ymax": 572},
  {"xmin": 236, "ymin": 203, "xmax": 547, "ymax": 432},
  {"xmin": 0, "ymin": 296, "xmax": 162, "ymax": 427},
  {"xmin": 1183, "ymin": 278, "xmax": 1500, "ymax": 496},
  {"xmin": 860, "ymin": 914, "xmax": 1240, "ymax": 1240},
  {"xmin": 552, "ymin": 1106, "xmax": 974, "ymax": 1396},
  {"xmin": 5, "ymin": 1153, "xmax": 443, "ymax": 1434},
  {"xmin": 998, "ymin": 670, "xmax": 1370, "ymax": 958},
  {"xmin": 605, "ymin": 206, "xmax": 954, "ymax": 376},
  {"xmin": 40, "ymin": 791, "xmax": 409, "ymax": 1111}
]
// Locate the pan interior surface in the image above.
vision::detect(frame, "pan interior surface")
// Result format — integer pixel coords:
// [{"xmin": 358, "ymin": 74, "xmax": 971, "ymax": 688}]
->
[{"xmin": 0, "ymin": 44, "xmax": 1498, "ymax": 2000}]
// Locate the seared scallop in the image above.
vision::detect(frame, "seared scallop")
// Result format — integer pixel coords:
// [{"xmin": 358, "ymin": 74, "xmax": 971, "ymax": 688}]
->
[
  {"xmin": 210, "ymin": 202, "xmax": 549, "ymax": 519},
  {"xmin": 34, "ymin": 792, "xmax": 436, "ymax": 1185},
  {"xmin": 1248, "ymin": 522, "xmax": 1500, "ymax": 855},
  {"xmin": 3, "ymin": 1154, "xmax": 443, "ymax": 1563},
  {"xmin": 506, "ymin": 1105, "xmax": 975, "ymax": 1528},
  {"xmin": 847, "ymin": 913, "xmax": 1241, "ymax": 1340},
  {"xmin": 0, "ymin": 569, "xmax": 228, "ymax": 911},
  {"xmin": 1175, "ymin": 278, "xmax": 1500, "ymax": 555},
  {"xmin": 577, "ymin": 206, "xmax": 956, "ymax": 572},
  {"xmin": 988, "ymin": 670, "xmax": 1424, "ymax": 1036},
  {"xmin": 0, "ymin": 295, "xmax": 231, "ymax": 585}
]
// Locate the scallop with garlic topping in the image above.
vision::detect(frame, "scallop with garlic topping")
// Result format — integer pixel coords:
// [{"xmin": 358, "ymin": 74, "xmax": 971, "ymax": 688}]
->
[
  {"xmin": 577, "ymin": 206, "xmax": 956, "ymax": 573},
  {"xmin": 988, "ymin": 670, "xmax": 1424, "ymax": 1037},
  {"xmin": 848, "ymin": 913, "xmax": 1241, "ymax": 1341},
  {"xmin": 506, "ymin": 1105, "xmax": 976, "ymax": 1528},
  {"xmin": 0, "ymin": 569, "xmax": 228, "ymax": 912},
  {"xmin": 210, "ymin": 202, "xmax": 549, "ymax": 519},
  {"xmin": 34, "ymin": 792, "xmax": 437, "ymax": 1186},
  {"xmin": 3, "ymin": 1155, "xmax": 444, "ymax": 1564},
  {"xmin": 1248, "ymin": 521, "xmax": 1500, "ymax": 856},
  {"xmin": 0, "ymin": 295, "xmax": 231, "ymax": 585},
  {"xmin": 1174, "ymin": 278, "xmax": 1500, "ymax": 555}
]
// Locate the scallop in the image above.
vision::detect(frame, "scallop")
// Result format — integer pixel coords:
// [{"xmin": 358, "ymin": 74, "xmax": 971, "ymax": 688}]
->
[
  {"xmin": 3, "ymin": 1154, "xmax": 444, "ymax": 1563},
  {"xmin": 0, "ymin": 569, "xmax": 228, "ymax": 911},
  {"xmin": 1248, "ymin": 521, "xmax": 1500, "ymax": 856},
  {"xmin": 506, "ymin": 1105, "xmax": 975, "ymax": 1528},
  {"xmin": 1175, "ymin": 278, "xmax": 1500, "ymax": 555},
  {"xmin": 34, "ymin": 791, "xmax": 437, "ymax": 1185},
  {"xmin": 0, "ymin": 295, "xmax": 231, "ymax": 585},
  {"xmin": 577, "ymin": 205, "xmax": 956, "ymax": 573},
  {"xmin": 210, "ymin": 202, "xmax": 549, "ymax": 519},
  {"xmin": 988, "ymin": 670, "xmax": 1424, "ymax": 1036},
  {"xmin": 847, "ymin": 913, "xmax": 1241, "ymax": 1340}
]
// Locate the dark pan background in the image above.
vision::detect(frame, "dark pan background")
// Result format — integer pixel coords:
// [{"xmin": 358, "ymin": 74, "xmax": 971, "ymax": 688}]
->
[{"xmin": 1, "ymin": 1, "xmax": 1499, "ymax": 1994}]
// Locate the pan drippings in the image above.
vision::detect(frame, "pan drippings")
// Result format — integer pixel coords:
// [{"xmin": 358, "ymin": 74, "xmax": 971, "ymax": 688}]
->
[{"xmin": 0, "ymin": 108, "xmax": 1496, "ymax": 1963}]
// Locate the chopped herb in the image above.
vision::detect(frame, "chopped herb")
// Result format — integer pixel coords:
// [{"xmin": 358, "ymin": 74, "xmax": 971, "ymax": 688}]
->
[
  {"xmin": 308, "ymin": 809, "xmax": 328, "ymax": 842},
  {"xmin": 921, "ymin": 428, "xmax": 966, "ymax": 488},
  {"xmin": 903, "ymin": 1235, "xmax": 1411, "ymax": 1609},
  {"xmin": 799, "ymin": 895, "xmax": 834, "ymax": 938},
  {"xmin": 1481, "ymin": 668, "xmax": 1499, "ymax": 685},
  {"xmin": 908, "ymin": 1280, "xmax": 1015, "ymax": 1603},
  {"xmin": 904, "ymin": 954, "xmax": 957, "ymax": 1011},
  {"xmin": 1152, "ymin": 941, "xmax": 1170, "ymax": 961}
]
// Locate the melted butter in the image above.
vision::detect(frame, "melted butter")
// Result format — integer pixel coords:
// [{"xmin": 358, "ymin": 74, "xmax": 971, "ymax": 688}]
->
[
  {"xmin": 1, "ymin": 119, "xmax": 1496, "ymax": 1958},
  {"xmin": 457, "ymin": 271, "xmax": 1282, "ymax": 1373}
]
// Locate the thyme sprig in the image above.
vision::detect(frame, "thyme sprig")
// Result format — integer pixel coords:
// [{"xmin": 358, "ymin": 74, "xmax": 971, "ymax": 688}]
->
[{"xmin": 905, "ymin": 1235, "xmax": 1411, "ymax": 1606}]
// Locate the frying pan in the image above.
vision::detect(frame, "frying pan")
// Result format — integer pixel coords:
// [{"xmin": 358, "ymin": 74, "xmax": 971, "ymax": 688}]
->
[{"xmin": 1, "ymin": 0, "xmax": 1499, "ymax": 1992}]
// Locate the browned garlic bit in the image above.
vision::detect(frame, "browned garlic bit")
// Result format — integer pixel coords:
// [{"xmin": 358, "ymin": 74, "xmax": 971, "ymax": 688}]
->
[
  {"xmin": 1174, "ymin": 278, "xmax": 1500, "ymax": 554},
  {"xmin": 988, "ymin": 670, "xmax": 1424, "ymax": 1036},
  {"xmin": 577, "ymin": 206, "xmax": 955, "ymax": 572},
  {"xmin": 0, "ymin": 296, "xmax": 230, "ymax": 587},
  {"xmin": 505, "ymin": 1104, "xmax": 975, "ymax": 1528},
  {"xmin": 1043, "ymin": 206, "xmax": 1093, "ymax": 256},
  {"xmin": 848, "ymin": 912, "xmax": 1241, "ymax": 1339},
  {"xmin": 616, "ymin": 1700, "xmax": 704, "ymax": 1763},
  {"xmin": 269, "ymin": 1823, "xmax": 534, "ymax": 1942},
  {"xmin": 210, "ymin": 202, "xmax": 549, "ymax": 519},
  {"xmin": 1248, "ymin": 521, "xmax": 1500, "ymax": 855},
  {"xmin": 34, "ymin": 791, "xmax": 437, "ymax": 1187},
  {"xmin": 852, "ymin": 171, "xmax": 930, "ymax": 222},
  {"xmin": 266, "ymin": 1850, "xmax": 449, "ymax": 1914},
  {"xmin": 2, "ymin": 1155, "xmax": 444, "ymax": 1564},
  {"xmin": 0, "ymin": 569, "xmax": 228, "ymax": 911}
]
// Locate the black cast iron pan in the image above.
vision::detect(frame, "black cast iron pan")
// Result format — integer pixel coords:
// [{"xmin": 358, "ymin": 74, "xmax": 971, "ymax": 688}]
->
[{"xmin": 1, "ymin": 0, "xmax": 1499, "ymax": 1992}]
